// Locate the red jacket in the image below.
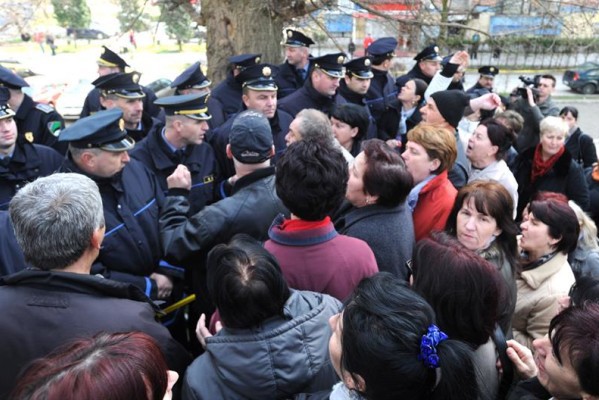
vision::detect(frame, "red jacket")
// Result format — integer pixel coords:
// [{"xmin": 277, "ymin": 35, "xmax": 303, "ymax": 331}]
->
[{"xmin": 413, "ymin": 171, "xmax": 457, "ymax": 241}]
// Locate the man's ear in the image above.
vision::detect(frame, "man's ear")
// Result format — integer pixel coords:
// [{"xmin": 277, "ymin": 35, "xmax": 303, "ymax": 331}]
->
[
  {"xmin": 343, "ymin": 371, "xmax": 366, "ymax": 393},
  {"xmin": 226, "ymin": 144, "xmax": 233, "ymax": 160}
]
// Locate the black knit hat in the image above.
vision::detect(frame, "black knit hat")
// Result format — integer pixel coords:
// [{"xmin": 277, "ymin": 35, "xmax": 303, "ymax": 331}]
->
[{"xmin": 429, "ymin": 90, "xmax": 470, "ymax": 128}]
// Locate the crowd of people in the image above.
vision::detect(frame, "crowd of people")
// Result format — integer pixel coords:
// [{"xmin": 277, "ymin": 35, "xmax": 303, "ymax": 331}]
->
[{"xmin": 1, "ymin": 29, "xmax": 599, "ymax": 400}]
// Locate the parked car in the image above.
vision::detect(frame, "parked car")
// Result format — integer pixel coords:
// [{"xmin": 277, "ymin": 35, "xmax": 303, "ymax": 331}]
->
[
  {"xmin": 67, "ymin": 28, "xmax": 110, "ymax": 40},
  {"xmin": 54, "ymin": 79, "xmax": 94, "ymax": 121},
  {"xmin": 563, "ymin": 62, "xmax": 599, "ymax": 94}
]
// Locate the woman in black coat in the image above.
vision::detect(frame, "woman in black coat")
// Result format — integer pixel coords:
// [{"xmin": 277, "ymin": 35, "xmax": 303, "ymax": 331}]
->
[{"xmin": 560, "ymin": 106, "xmax": 597, "ymax": 170}]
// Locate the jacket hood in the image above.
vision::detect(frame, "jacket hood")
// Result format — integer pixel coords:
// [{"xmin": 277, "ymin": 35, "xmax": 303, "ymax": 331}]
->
[{"xmin": 203, "ymin": 290, "xmax": 341, "ymax": 398}]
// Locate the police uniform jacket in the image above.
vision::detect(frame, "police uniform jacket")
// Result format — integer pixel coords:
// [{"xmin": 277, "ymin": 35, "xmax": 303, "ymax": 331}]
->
[
  {"xmin": 0, "ymin": 211, "xmax": 27, "ymax": 277},
  {"xmin": 207, "ymin": 73, "xmax": 243, "ymax": 129},
  {"xmin": 59, "ymin": 157, "xmax": 169, "ymax": 298},
  {"xmin": 0, "ymin": 142, "xmax": 63, "ymax": 210},
  {"xmin": 14, "ymin": 94, "xmax": 66, "ymax": 154},
  {"xmin": 364, "ymin": 69, "xmax": 398, "ymax": 123},
  {"xmin": 0, "ymin": 269, "xmax": 191, "ymax": 398},
  {"xmin": 466, "ymin": 82, "xmax": 491, "ymax": 97},
  {"xmin": 337, "ymin": 82, "xmax": 378, "ymax": 140},
  {"xmin": 209, "ymin": 110, "xmax": 291, "ymax": 179},
  {"xmin": 275, "ymin": 61, "xmax": 304, "ymax": 99},
  {"xmin": 131, "ymin": 122, "xmax": 219, "ymax": 215},
  {"xmin": 277, "ymin": 79, "xmax": 346, "ymax": 118},
  {"xmin": 396, "ymin": 64, "xmax": 433, "ymax": 89},
  {"xmin": 80, "ymin": 86, "xmax": 163, "ymax": 120}
]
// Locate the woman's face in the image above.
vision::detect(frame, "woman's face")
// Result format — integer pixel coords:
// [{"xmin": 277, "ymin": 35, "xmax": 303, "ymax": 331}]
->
[
  {"xmin": 560, "ymin": 111, "xmax": 577, "ymax": 130},
  {"xmin": 540, "ymin": 129, "xmax": 565, "ymax": 159},
  {"xmin": 466, "ymin": 124, "xmax": 497, "ymax": 165},
  {"xmin": 398, "ymin": 80, "xmax": 417, "ymax": 103},
  {"xmin": 346, "ymin": 152, "xmax": 369, "ymax": 207},
  {"xmin": 519, "ymin": 212, "xmax": 560, "ymax": 257},
  {"xmin": 331, "ymin": 117, "xmax": 358, "ymax": 150},
  {"xmin": 456, "ymin": 197, "xmax": 501, "ymax": 251},
  {"xmin": 401, "ymin": 141, "xmax": 439, "ymax": 184},
  {"xmin": 533, "ymin": 335, "xmax": 582, "ymax": 399}
]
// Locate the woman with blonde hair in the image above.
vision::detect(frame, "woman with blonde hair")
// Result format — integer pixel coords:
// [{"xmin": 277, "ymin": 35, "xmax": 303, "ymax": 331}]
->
[{"xmin": 568, "ymin": 200, "xmax": 599, "ymax": 278}]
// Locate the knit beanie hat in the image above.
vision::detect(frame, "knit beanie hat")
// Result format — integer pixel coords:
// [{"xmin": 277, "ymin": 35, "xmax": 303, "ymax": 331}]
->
[{"xmin": 430, "ymin": 90, "xmax": 471, "ymax": 128}]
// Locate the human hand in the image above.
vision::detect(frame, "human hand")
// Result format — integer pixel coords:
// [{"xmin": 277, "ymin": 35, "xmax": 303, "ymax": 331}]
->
[
  {"xmin": 526, "ymin": 87, "xmax": 536, "ymax": 107},
  {"xmin": 166, "ymin": 164, "xmax": 192, "ymax": 190},
  {"xmin": 449, "ymin": 50, "xmax": 470, "ymax": 68},
  {"xmin": 150, "ymin": 272, "xmax": 173, "ymax": 299},
  {"xmin": 196, "ymin": 313, "xmax": 223, "ymax": 349},
  {"xmin": 506, "ymin": 339, "xmax": 538, "ymax": 379},
  {"xmin": 385, "ymin": 139, "xmax": 402, "ymax": 149},
  {"xmin": 470, "ymin": 92, "xmax": 502, "ymax": 111}
]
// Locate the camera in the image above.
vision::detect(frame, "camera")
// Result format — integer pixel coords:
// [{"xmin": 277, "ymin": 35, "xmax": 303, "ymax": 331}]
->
[{"xmin": 513, "ymin": 75, "xmax": 540, "ymax": 99}]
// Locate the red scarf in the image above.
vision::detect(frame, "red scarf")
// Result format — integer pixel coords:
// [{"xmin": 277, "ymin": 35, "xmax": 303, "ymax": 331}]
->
[{"xmin": 530, "ymin": 143, "xmax": 565, "ymax": 183}]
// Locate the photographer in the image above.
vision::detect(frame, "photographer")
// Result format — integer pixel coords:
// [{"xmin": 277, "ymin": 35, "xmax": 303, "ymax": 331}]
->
[{"xmin": 509, "ymin": 75, "xmax": 560, "ymax": 153}]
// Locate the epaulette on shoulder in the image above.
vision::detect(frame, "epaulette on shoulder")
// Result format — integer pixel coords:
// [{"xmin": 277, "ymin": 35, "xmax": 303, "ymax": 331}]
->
[{"xmin": 35, "ymin": 103, "xmax": 54, "ymax": 113}]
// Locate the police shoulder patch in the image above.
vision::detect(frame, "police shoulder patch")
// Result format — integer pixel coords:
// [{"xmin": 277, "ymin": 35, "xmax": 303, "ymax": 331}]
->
[
  {"xmin": 48, "ymin": 121, "xmax": 62, "ymax": 137},
  {"xmin": 35, "ymin": 103, "xmax": 54, "ymax": 114}
]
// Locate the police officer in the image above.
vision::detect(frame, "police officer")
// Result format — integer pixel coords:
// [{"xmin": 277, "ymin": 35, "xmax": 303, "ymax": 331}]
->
[
  {"xmin": 275, "ymin": 29, "xmax": 314, "ymax": 99},
  {"xmin": 210, "ymin": 63, "xmax": 292, "ymax": 179},
  {"xmin": 0, "ymin": 87, "xmax": 62, "ymax": 210},
  {"xmin": 207, "ymin": 53, "xmax": 262, "ymax": 128},
  {"xmin": 364, "ymin": 37, "xmax": 399, "ymax": 124},
  {"xmin": 93, "ymin": 71, "xmax": 158, "ymax": 142},
  {"xmin": 0, "ymin": 65, "xmax": 65, "ymax": 154},
  {"xmin": 130, "ymin": 93, "xmax": 218, "ymax": 215},
  {"xmin": 58, "ymin": 109, "xmax": 174, "ymax": 300},
  {"xmin": 171, "ymin": 61, "xmax": 211, "ymax": 96},
  {"xmin": 277, "ymin": 52, "xmax": 347, "ymax": 117},
  {"xmin": 338, "ymin": 56, "xmax": 377, "ymax": 139},
  {"xmin": 466, "ymin": 66, "xmax": 499, "ymax": 97},
  {"xmin": 80, "ymin": 46, "xmax": 161, "ymax": 119},
  {"xmin": 396, "ymin": 44, "xmax": 443, "ymax": 88}
]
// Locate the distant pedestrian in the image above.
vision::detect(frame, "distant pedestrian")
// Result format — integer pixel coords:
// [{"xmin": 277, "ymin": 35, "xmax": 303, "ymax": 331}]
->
[
  {"xmin": 363, "ymin": 33, "xmax": 373, "ymax": 50},
  {"xmin": 129, "ymin": 30, "xmax": 137, "ymax": 49},
  {"xmin": 347, "ymin": 39, "xmax": 356, "ymax": 59},
  {"xmin": 46, "ymin": 34, "xmax": 56, "ymax": 56}
]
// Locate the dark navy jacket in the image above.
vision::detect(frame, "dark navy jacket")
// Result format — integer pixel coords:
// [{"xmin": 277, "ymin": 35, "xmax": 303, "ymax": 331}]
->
[
  {"xmin": 337, "ymin": 81, "xmax": 378, "ymax": 140},
  {"xmin": 14, "ymin": 94, "xmax": 66, "ymax": 154},
  {"xmin": 0, "ymin": 142, "xmax": 63, "ymax": 210},
  {"xmin": 209, "ymin": 109, "xmax": 291, "ymax": 179},
  {"xmin": 80, "ymin": 86, "xmax": 163, "ymax": 120},
  {"xmin": 275, "ymin": 61, "xmax": 305, "ymax": 99},
  {"xmin": 131, "ymin": 122, "xmax": 219, "ymax": 215},
  {"xmin": 277, "ymin": 79, "xmax": 346, "ymax": 118},
  {"xmin": 364, "ymin": 68, "xmax": 398, "ymax": 123},
  {"xmin": 126, "ymin": 112, "xmax": 160, "ymax": 143},
  {"xmin": 0, "ymin": 211, "xmax": 27, "ymax": 277},
  {"xmin": 207, "ymin": 73, "xmax": 243, "ymax": 129},
  {"xmin": 395, "ymin": 64, "xmax": 434, "ymax": 88},
  {"xmin": 59, "ymin": 157, "xmax": 167, "ymax": 298}
]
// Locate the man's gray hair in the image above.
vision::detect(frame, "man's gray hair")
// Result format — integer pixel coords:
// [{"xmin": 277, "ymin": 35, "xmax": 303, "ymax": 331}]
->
[
  {"xmin": 9, "ymin": 173, "xmax": 105, "ymax": 270},
  {"xmin": 295, "ymin": 108, "xmax": 335, "ymax": 145}
]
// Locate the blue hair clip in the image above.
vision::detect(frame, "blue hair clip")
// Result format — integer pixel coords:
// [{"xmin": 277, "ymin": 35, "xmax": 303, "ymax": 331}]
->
[{"xmin": 418, "ymin": 324, "xmax": 448, "ymax": 368}]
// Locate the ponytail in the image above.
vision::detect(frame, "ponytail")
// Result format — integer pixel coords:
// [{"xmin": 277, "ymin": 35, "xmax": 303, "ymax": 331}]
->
[{"xmin": 431, "ymin": 339, "xmax": 478, "ymax": 400}]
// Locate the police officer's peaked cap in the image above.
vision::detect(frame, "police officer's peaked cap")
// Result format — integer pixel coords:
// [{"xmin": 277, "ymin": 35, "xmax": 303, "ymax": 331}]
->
[
  {"xmin": 171, "ymin": 62, "xmax": 211, "ymax": 91},
  {"xmin": 238, "ymin": 64, "xmax": 279, "ymax": 91},
  {"xmin": 478, "ymin": 66, "xmax": 499, "ymax": 77},
  {"xmin": 97, "ymin": 46, "xmax": 129, "ymax": 70},
  {"xmin": 0, "ymin": 65, "xmax": 29, "ymax": 89},
  {"xmin": 0, "ymin": 87, "xmax": 15, "ymax": 120},
  {"xmin": 154, "ymin": 93, "xmax": 211, "ymax": 121},
  {"xmin": 229, "ymin": 54, "xmax": 262, "ymax": 70},
  {"xmin": 311, "ymin": 53, "xmax": 346, "ymax": 78},
  {"xmin": 59, "ymin": 108, "xmax": 135, "ymax": 152},
  {"xmin": 414, "ymin": 44, "xmax": 442, "ymax": 62},
  {"xmin": 93, "ymin": 72, "xmax": 145, "ymax": 99},
  {"xmin": 344, "ymin": 57, "xmax": 373, "ymax": 79},
  {"xmin": 366, "ymin": 37, "xmax": 398, "ymax": 59},
  {"xmin": 282, "ymin": 29, "xmax": 315, "ymax": 47}
]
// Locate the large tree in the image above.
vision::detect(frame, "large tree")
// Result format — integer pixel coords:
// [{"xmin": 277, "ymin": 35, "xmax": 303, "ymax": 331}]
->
[
  {"xmin": 52, "ymin": 0, "xmax": 91, "ymax": 29},
  {"xmin": 159, "ymin": 1, "xmax": 194, "ymax": 51},
  {"xmin": 171, "ymin": 0, "xmax": 334, "ymax": 83},
  {"xmin": 118, "ymin": 0, "xmax": 150, "ymax": 33}
]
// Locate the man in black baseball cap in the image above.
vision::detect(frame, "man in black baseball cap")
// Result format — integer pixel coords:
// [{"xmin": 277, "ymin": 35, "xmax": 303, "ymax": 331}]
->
[
  {"xmin": 0, "ymin": 65, "xmax": 65, "ymax": 153},
  {"xmin": 276, "ymin": 28, "xmax": 315, "ymax": 99},
  {"xmin": 80, "ymin": 46, "xmax": 161, "ymax": 119},
  {"xmin": 278, "ymin": 52, "xmax": 347, "ymax": 117}
]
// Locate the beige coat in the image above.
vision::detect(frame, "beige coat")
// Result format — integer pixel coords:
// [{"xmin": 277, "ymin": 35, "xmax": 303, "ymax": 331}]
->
[{"xmin": 512, "ymin": 252, "xmax": 574, "ymax": 349}]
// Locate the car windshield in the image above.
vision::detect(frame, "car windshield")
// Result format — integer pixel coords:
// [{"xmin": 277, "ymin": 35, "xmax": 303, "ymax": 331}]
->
[{"xmin": 579, "ymin": 62, "xmax": 599, "ymax": 71}]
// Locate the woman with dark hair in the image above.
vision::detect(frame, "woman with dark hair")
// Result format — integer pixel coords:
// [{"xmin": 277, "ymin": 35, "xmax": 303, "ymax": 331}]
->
[
  {"xmin": 401, "ymin": 123, "xmax": 457, "ymax": 241},
  {"xmin": 512, "ymin": 116, "xmax": 589, "ymax": 219},
  {"xmin": 560, "ymin": 106, "xmax": 597, "ymax": 169},
  {"xmin": 411, "ymin": 232, "xmax": 509, "ymax": 400},
  {"xmin": 11, "ymin": 331, "xmax": 178, "ymax": 400},
  {"xmin": 331, "ymin": 103, "xmax": 370, "ymax": 157},
  {"xmin": 327, "ymin": 273, "xmax": 479, "ymax": 400},
  {"xmin": 514, "ymin": 198, "xmax": 578, "ymax": 348},
  {"xmin": 335, "ymin": 139, "xmax": 414, "ymax": 279},
  {"xmin": 382, "ymin": 78, "xmax": 428, "ymax": 148},
  {"xmin": 466, "ymin": 118, "xmax": 519, "ymax": 216},
  {"xmin": 184, "ymin": 234, "xmax": 342, "ymax": 400},
  {"xmin": 445, "ymin": 181, "xmax": 519, "ymax": 335}
]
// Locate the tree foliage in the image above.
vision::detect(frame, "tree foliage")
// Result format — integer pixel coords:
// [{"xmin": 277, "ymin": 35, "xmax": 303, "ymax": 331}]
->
[
  {"xmin": 117, "ymin": 0, "xmax": 150, "ymax": 33},
  {"xmin": 159, "ymin": 2, "xmax": 194, "ymax": 51},
  {"xmin": 52, "ymin": 0, "xmax": 91, "ymax": 29}
]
